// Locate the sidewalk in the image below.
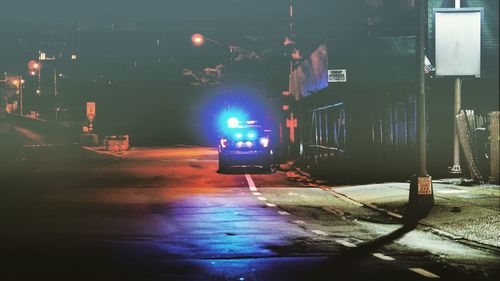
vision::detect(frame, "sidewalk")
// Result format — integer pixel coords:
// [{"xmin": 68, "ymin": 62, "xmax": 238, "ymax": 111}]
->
[
  {"xmin": 284, "ymin": 163, "xmax": 500, "ymax": 249},
  {"xmin": 331, "ymin": 181, "xmax": 500, "ymax": 248}
]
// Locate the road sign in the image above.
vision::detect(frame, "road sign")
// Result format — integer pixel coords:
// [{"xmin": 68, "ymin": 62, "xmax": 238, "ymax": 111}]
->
[
  {"xmin": 286, "ymin": 112, "xmax": 298, "ymax": 143},
  {"xmin": 86, "ymin": 102, "xmax": 96, "ymax": 123},
  {"xmin": 418, "ymin": 176, "xmax": 433, "ymax": 195},
  {"xmin": 328, "ymin": 69, "xmax": 347, "ymax": 83}
]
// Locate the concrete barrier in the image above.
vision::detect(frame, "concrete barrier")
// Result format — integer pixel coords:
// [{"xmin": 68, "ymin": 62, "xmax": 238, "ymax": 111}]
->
[
  {"xmin": 104, "ymin": 135, "xmax": 129, "ymax": 151},
  {"xmin": 1, "ymin": 113, "xmax": 79, "ymax": 145}
]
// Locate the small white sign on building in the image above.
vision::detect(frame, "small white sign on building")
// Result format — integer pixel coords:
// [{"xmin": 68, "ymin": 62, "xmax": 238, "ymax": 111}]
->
[
  {"xmin": 434, "ymin": 8, "xmax": 482, "ymax": 77},
  {"xmin": 328, "ymin": 69, "xmax": 347, "ymax": 83}
]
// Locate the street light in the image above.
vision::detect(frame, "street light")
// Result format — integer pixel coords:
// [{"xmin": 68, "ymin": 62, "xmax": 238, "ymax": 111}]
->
[
  {"xmin": 191, "ymin": 33, "xmax": 234, "ymax": 52},
  {"xmin": 191, "ymin": 33, "xmax": 205, "ymax": 47}
]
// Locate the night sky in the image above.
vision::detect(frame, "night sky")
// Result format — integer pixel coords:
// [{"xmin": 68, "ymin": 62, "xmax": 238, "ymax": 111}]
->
[
  {"xmin": 0, "ymin": 0, "xmax": 300, "ymax": 145},
  {"xmin": 1, "ymin": 1, "xmax": 497, "ymax": 146}
]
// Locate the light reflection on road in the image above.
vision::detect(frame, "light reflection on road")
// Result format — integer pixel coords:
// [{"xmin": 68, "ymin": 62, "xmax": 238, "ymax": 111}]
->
[{"xmin": 160, "ymin": 191, "xmax": 311, "ymax": 259}]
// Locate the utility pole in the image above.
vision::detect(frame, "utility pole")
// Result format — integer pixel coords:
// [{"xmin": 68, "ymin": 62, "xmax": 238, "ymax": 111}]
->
[
  {"xmin": 407, "ymin": 0, "xmax": 434, "ymax": 222},
  {"xmin": 450, "ymin": 0, "xmax": 462, "ymax": 174},
  {"xmin": 54, "ymin": 68, "xmax": 58, "ymax": 121},
  {"xmin": 19, "ymin": 77, "xmax": 24, "ymax": 116}
]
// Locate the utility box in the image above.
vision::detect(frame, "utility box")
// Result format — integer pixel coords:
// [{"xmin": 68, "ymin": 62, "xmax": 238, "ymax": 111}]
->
[{"xmin": 104, "ymin": 135, "xmax": 129, "ymax": 151}]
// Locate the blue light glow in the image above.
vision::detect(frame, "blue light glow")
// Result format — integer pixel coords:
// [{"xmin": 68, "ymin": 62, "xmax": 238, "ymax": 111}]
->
[
  {"xmin": 235, "ymin": 133, "xmax": 243, "ymax": 139},
  {"xmin": 218, "ymin": 108, "xmax": 248, "ymax": 134},
  {"xmin": 227, "ymin": 117, "xmax": 240, "ymax": 128},
  {"xmin": 247, "ymin": 132, "xmax": 256, "ymax": 140}
]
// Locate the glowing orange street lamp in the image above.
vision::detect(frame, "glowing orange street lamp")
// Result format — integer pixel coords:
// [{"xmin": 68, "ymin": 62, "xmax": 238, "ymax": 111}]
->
[
  {"xmin": 28, "ymin": 60, "xmax": 39, "ymax": 70},
  {"xmin": 191, "ymin": 33, "xmax": 205, "ymax": 47}
]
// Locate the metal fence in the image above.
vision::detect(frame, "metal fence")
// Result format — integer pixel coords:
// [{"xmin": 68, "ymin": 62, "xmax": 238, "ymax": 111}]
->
[
  {"xmin": 456, "ymin": 109, "xmax": 497, "ymax": 183},
  {"xmin": 490, "ymin": 112, "xmax": 499, "ymax": 184}
]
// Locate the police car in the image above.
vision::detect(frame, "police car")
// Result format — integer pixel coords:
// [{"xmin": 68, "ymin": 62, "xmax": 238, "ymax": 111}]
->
[{"xmin": 218, "ymin": 117, "xmax": 273, "ymax": 172}]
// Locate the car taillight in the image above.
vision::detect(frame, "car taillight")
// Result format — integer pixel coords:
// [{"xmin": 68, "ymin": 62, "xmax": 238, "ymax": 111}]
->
[
  {"xmin": 259, "ymin": 137, "xmax": 269, "ymax": 148},
  {"xmin": 220, "ymin": 138, "xmax": 228, "ymax": 148}
]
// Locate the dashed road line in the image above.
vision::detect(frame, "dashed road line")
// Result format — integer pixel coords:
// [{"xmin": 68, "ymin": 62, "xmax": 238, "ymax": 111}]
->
[
  {"xmin": 409, "ymin": 268, "xmax": 440, "ymax": 278},
  {"xmin": 372, "ymin": 253, "xmax": 395, "ymax": 261},
  {"xmin": 245, "ymin": 174, "xmax": 257, "ymax": 191},
  {"xmin": 265, "ymin": 203, "xmax": 277, "ymax": 208},
  {"xmin": 293, "ymin": 220, "xmax": 306, "ymax": 225},
  {"xmin": 252, "ymin": 192, "xmax": 261, "ymax": 196},
  {"xmin": 278, "ymin": 211, "xmax": 290, "ymax": 216},
  {"xmin": 257, "ymin": 197, "xmax": 267, "ymax": 201}
]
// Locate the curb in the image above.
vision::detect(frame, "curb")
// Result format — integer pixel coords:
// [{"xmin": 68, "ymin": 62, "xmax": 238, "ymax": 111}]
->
[
  {"xmin": 286, "ymin": 161, "xmax": 500, "ymax": 253},
  {"xmin": 82, "ymin": 146, "xmax": 131, "ymax": 158}
]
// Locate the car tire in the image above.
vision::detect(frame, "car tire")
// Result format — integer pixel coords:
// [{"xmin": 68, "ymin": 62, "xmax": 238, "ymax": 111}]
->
[
  {"xmin": 262, "ymin": 161, "xmax": 272, "ymax": 173},
  {"xmin": 218, "ymin": 157, "xmax": 227, "ymax": 173}
]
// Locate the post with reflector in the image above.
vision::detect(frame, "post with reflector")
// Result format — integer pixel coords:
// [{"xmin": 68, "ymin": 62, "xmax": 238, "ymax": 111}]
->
[{"xmin": 406, "ymin": 0, "xmax": 434, "ymax": 223}]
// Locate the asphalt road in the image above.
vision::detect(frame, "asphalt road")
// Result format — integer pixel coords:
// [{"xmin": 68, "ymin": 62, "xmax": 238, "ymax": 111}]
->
[{"xmin": 0, "ymin": 145, "xmax": 498, "ymax": 281}]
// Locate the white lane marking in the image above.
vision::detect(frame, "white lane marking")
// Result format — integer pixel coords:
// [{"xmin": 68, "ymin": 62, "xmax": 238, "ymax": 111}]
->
[
  {"xmin": 311, "ymin": 230, "xmax": 328, "ymax": 236},
  {"xmin": 265, "ymin": 203, "xmax": 277, "ymax": 208},
  {"xmin": 257, "ymin": 197, "xmax": 267, "ymax": 201},
  {"xmin": 409, "ymin": 268, "xmax": 440, "ymax": 278},
  {"xmin": 245, "ymin": 174, "xmax": 257, "ymax": 191},
  {"xmin": 436, "ymin": 189, "xmax": 467, "ymax": 194},
  {"xmin": 335, "ymin": 239, "xmax": 357, "ymax": 248},
  {"xmin": 278, "ymin": 211, "xmax": 290, "ymax": 216},
  {"xmin": 252, "ymin": 192, "xmax": 262, "ymax": 196},
  {"xmin": 293, "ymin": 220, "xmax": 305, "ymax": 225},
  {"xmin": 372, "ymin": 253, "xmax": 395, "ymax": 261}
]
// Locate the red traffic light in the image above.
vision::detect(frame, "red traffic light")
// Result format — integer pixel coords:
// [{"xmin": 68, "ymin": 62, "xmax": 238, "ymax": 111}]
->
[
  {"xmin": 191, "ymin": 33, "xmax": 205, "ymax": 47},
  {"xmin": 28, "ymin": 60, "xmax": 40, "ymax": 70}
]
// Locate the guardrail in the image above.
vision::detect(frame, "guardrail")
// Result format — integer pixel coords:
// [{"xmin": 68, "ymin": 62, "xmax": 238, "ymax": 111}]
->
[{"xmin": 0, "ymin": 113, "xmax": 79, "ymax": 145}]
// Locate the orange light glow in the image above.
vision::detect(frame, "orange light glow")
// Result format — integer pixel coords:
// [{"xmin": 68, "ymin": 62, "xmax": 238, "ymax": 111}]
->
[
  {"xmin": 28, "ymin": 60, "xmax": 39, "ymax": 70},
  {"xmin": 191, "ymin": 33, "xmax": 205, "ymax": 47}
]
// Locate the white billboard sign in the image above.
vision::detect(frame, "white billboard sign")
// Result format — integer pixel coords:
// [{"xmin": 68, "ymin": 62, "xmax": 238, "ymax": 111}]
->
[{"xmin": 434, "ymin": 8, "xmax": 482, "ymax": 77}]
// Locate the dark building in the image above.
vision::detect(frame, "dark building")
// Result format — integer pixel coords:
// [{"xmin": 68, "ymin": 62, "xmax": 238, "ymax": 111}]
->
[{"xmin": 284, "ymin": 0, "xmax": 498, "ymax": 182}]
